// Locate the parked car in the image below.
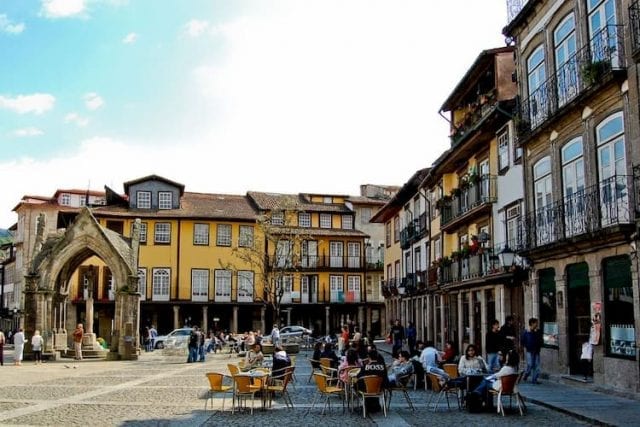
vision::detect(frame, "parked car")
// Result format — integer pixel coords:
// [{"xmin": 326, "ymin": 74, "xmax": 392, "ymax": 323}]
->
[
  {"xmin": 279, "ymin": 325, "xmax": 312, "ymax": 342},
  {"xmin": 154, "ymin": 327, "xmax": 192, "ymax": 349}
]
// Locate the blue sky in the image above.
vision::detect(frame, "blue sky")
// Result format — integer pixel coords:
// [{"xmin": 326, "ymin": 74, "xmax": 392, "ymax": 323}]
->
[{"xmin": 0, "ymin": 0, "xmax": 507, "ymax": 226}]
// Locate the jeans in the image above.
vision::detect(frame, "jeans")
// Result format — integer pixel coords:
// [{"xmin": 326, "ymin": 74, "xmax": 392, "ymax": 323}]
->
[
  {"xmin": 198, "ymin": 345, "xmax": 205, "ymax": 362},
  {"xmin": 187, "ymin": 346, "xmax": 198, "ymax": 363},
  {"xmin": 487, "ymin": 352, "xmax": 501, "ymax": 372},
  {"xmin": 524, "ymin": 351, "xmax": 540, "ymax": 383}
]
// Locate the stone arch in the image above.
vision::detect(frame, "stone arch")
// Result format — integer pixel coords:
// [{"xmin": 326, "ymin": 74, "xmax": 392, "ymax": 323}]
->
[{"xmin": 25, "ymin": 208, "xmax": 141, "ymax": 360}]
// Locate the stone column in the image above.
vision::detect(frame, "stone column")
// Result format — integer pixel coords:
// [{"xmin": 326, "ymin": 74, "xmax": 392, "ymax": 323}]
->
[
  {"xmin": 286, "ymin": 308, "xmax": 291, "ymax": 326},
  {"xmin": 469, "ymin": 292, "xmax": 476, "ymax": 346},
  {"xmin": 366, "ymin": 306, "xmax": 372, "ymax": 335},
  {"xmin": 260, "ymin": 306, "xmax": 266, "ymax": 334},
  {"xmin": 202, "ymin": 306, "xmax": 208, "ymax": 335},
  {"xmin": 232, "ymin": 306, "xmax": 239, "ymax": 333},
  {"xmin": 439, "ymin": 295, "xmax": 446, "ymax": 349},
  {"xmin": 325, "ymin": 306, "xmax": 331, "ymax": 335},
  {"xmin": 480, "ymin": 290, "xmax": 487, "ymax": 358},
  {"xmin": 173, "ymin": 306, "xmax": 180, "ymax": 330},
  {"xmin": 555, "ymin": 272, "xmax": 569, "ymax": 372},
  {"xmin": 425, "ymin": 294, "xmax": 432, "ymax": 341},
  {"xmin": 358, "ymin": 305, "xmax": 364, "ymax": 333},
  {"xmin": 496, "ymin": 284, "xmax": 505, "ymax": 324},
  {"xmin": 457, "ymin": 292, "xmax": 464, "ymax": 350}
]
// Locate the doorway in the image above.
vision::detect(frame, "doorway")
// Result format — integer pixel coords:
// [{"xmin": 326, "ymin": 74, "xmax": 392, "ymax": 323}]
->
[{"xmin": 567, "ymin": 263, "xmax": 590, "ymax": 374}]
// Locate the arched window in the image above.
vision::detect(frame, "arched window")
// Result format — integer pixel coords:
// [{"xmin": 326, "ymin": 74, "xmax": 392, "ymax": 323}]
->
[
  {"xmin": 527, "ymin": 45, "xmax": 547, "ymax": 127},
  {"xmin": 554, "ymin": 14, "xmax": 577, "ymax": 106},
  {"xmin": 596, "ymin": 112, "xmax": 629, "ymax": 224}
]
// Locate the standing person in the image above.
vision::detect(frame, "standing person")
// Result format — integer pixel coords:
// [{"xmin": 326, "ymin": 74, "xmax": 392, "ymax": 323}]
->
[
  {"xmin": 143, "ymin": 327, "xmax": 151, "ymax": 352},
  {"xmin": 521, "ymin": 317, "xmax": 543, "ymax": 384},
  {"xmin": 0, "ymin": 329, "xmax": 5, "ymax": 366},
  {"xmin": 499, "ymin": 315, "xmax": 517, "ymax": 355},
  {"xmin": 271, "ymin": 325, "xmax": 280, "ymax": 346},
  {"xmin": 187, "ymin": 326, "xmax": 199, "ymax": 363},
  {"xmin": 31, "ymin": 330, "xmax": 44, "ymax": 365},
  {"xmin": 13, "ymin": 328, "xmax": 25, "ymax": 366},
  {"xmin": 485, "ymin": 319, "xmax": 503, "ymax": 372},
  {"xmin": 72, "ymin": 324, "xmax": 84, "ymax": 361},
  {"xmin": 339, "ymin": 325, "xmax": 349, "ymax": 355},
  {"xmin": 389, "ymin": 319, "xmax": 405, "ymax": 358},
  {"xmin": 580, "ymin": 341, "xmax": 593, "ymax": 381},
  {"xmin": 405, "ymin": 321, "xmax": 417, "ymax": 356},
  {"xmin": 149, "ymin": 325, "xmax": 158, "ymax": 351},
  {"xmin": 197, "ymin": 327, "xmax": 206, "ymax": 362}
]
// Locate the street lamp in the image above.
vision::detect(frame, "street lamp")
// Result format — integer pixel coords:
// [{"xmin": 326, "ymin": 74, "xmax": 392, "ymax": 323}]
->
[{"xmin": 498, "ymin": 246, "xmax": 515, "ymax": 271}]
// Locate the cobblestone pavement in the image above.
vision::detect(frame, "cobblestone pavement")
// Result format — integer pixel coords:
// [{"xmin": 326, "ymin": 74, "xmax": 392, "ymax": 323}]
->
[{"xmin": 0, "ymin": 349, "xmax": 592, "ymax": 426}]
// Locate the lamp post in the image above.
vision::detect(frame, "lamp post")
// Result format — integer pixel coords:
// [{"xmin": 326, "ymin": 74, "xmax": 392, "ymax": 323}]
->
[{"xmin": 498, "ymin": 246, "xmax": 515, "ymax": 271}]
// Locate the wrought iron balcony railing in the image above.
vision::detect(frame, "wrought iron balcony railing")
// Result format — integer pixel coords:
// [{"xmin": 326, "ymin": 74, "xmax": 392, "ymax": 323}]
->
[
  {"xmin": 517, "ymin": 174, "xmax": 634, "ymax": 252},
  {"xmin": 517, "ymin": 24, "xmax": 625, "ymax": 139},
  {"xmin": 268, "ymin": 254, "xmax": 367, "ymax": 270},
  {"xmin": 437, "ymin": 245, "xmax": 505, "ymax": 286},
  {"xmin": 441, "ymin": 175, "xmax": 497, "ymax": 226},
  {"xmin": 399, "ymin": 212, "xmax": 429, "ymax": 249}
]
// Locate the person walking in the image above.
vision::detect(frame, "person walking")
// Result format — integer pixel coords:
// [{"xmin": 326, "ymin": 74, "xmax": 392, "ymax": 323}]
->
[
  {"xmin": 149, "ymin": 325, "xmax": 158, "ymax": 351},
  {"xmin": 389, "ymin": 319, "xmax": 405, "ymax": 358},
  {"xmin": 0, "ymin": 329, "xmax": 5, "ymax": 366},
  {"xmin": 499, "ymin": 315, "xmax": 517, "ymax": 355},
  {"xmin": 31, "ymin": 330, "xmax": 44, "ymax": 365},
  {"xmin": 13, "ymin": 328, "xmax": 25, "ymax": 366},
  {"xmin": 73, "ymin": 324, "xmax": 84, "ymax": 361},
  {"xmin": 485, "ymin": 319, "xmax": 503, "ymax": 372},
  {"xmin": 271, "ymin": 325, "xmax": 280, "ymax": 346},
  {"xmin": 521, "ymin": 317, "xmax": 543, "ymax": 384},
  {"xmin": 405, "ymin": 321, "xmax": 417, "ymax": 356}
]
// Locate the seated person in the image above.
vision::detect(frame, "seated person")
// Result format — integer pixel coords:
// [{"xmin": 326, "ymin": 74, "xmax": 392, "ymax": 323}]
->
[
  {"xmin": 420, "ymin": 340, "xmax": 449, "ymax": 380},
  {"xmin": 338, "ymin": 348, "xmax": 362, "ymax": 383},
  {"xmin": 388, "ymin": 351, "xmax": 414, "ymax": 387},
  {"xmin": 272, "ymin": 345, "xmax": 292, "ymax": 374},
  {"xmin": 458, "ymin": 344, "xmax": 488, "ymax": 376},
  {"xmin": 471, "ymin": 349, "xmax": 519, "ymax": 408},
  {"xmin": 441, "ymin": 341, "xmax": 458, "ymax": 364},
  {"xmin": 357, "ymin": 348, "xmax": 388, "ymax": 413},
  {"xmin": 320, "ymin": 342, "xmax": 340, "ymax": 368},
  {"xmin": 243, "ymin": 343, "xmax": 264, "ymax": 371}
]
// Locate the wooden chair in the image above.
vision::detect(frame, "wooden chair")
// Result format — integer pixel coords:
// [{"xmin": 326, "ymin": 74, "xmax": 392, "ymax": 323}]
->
[
  {"xmin": 443, "ymin": 363, "xmax": 459, "ymax": 379},
  {"xmin": 426, "ymin": 373, "xmax": 460, "ymax": 411},
  {"xmin": 357, "ymin": 375, "xmax": 387, "ymax": 418},
  {"xmin": 308, "ymin": 372, "xmax": 345, "ymax": 414},
  {"xmin": 266, "ymin": 366, "xmax": 294, "ymax": 409},
  {"xmin": 307, "ymin": 358, "xmax": 322, "ymax": 383},
  {"xmin": 204, "ymin": 372, "xmax": 233, "ymax": 411},
  {"xmin": 227, "ymin": 363, "xmax": 240, "ymax": 376},
  {"xmin": 385, "ymin": 373, "xmax": 414, "ymax": 412},
  {"xmin": 231, "ymin": 374, "xmax": 259, "ymax": 414},
  {"xmin": 319, "ymin": 358, "xmax": 339, "ymax": 385},
  {"xmin": 489, "ymin": 373, "xmax": 525, "ymax": 416}
]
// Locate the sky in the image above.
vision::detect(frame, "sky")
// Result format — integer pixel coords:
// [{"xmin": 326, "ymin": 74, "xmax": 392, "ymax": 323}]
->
[{"xmin": 0, "ymin": 0, "xmax": 509, "ymax": 227}]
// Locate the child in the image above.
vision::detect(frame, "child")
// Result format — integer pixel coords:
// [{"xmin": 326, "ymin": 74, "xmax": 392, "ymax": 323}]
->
[{"xmin": 580, "ymin": 341, "xmax": 593, "ymax": 381}]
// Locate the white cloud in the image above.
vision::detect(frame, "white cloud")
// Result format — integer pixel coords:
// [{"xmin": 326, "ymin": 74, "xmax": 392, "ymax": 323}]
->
[
  {"xmin": 41, "ymin": 0, "xmax": 86, "ymax": 19},
  {"xmin": 184, "ymin": 19, "xmax": 209, "ymax": 38},
  {"xmin": 0, "ymin": 14, "xmax": 25, "ymax": 35},
  {"xmin": 84, "ymin": 92, "xmax": 104, "ymax": 111},
  {"xmin": 65, "ymin": 112, "xmax": 89, "ymax": 127},
  {"xmin": 122, "ymin": 32, "xmax": 137, "ymax": 44},
  {"xmin": 0, "ymin": 93, "xmax": 55, "ymax": 114},
  {"xmin": 13, "ymin": 127, "xmax": 44, "ymax": 137}
]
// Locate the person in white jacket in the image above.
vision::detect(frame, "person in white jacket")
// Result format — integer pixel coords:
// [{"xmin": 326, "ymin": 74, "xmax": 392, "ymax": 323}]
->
[
  {"xmin": 31, "ymin": 330, "xmax": 44, "ymax": 365},
  {"xmin": 13, "ymin": 328, "xmax": 25, "ymax": 366},
  {"xmin": 471, "ymin": 349, "xmax": 519, "ymax": 407}
]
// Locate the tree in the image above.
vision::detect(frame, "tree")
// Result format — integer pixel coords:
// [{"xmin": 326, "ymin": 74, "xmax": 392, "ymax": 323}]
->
[{"xmin": 222, "ymin": 199, "xmax": 312, "ymax": 327}]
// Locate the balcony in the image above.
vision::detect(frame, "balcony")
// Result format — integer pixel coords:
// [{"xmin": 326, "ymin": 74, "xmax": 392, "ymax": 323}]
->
[
  {"xmin": 400, "ymin": 212, "xmax": 429, "ymax": 249},
  {"xmin": 518, "ymin": 24, "xmax": 625, "ymax": 140},
  {"xmin": 269, "ymin": 254, "xmax": 366, "ymax": 271},
  {"xmin": 450, "ymin": 90, "xmax": 499, "ymax": 147},
  {"xmin": 437, "ymin": 246, "xmax": 506, "ymax": 287},
  {"xmin": 518, "ymin": 174, "xmax": 634, "ymax": 253},
  {"xmin": 440, "ymin": 175, "xmax": 497, "ymax": 230}
]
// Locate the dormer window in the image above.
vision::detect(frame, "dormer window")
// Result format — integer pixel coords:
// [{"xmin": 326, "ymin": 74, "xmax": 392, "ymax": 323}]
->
[
  {"xmin": 137, "ymin": 191, "xmax": 151, "ymax": 209},
  {"xmin": 158, "ymin": 192, "xmax": 172, "ymax": 210},
  {"xmin": 61, "ymin": 193, "xmax": 71, "ymax": 206}
]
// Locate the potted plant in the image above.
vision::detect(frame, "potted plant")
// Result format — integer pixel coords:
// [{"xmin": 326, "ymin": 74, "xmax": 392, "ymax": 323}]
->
[
  {"xmin": 581, "ymin": 60, "xmax": 609, "ymax": 86},
  {"xmin": 451, "ymin": 188, "xmax": 462, "ymax": 197}
]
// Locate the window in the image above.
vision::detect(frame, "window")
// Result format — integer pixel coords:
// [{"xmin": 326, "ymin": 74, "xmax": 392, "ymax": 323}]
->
[
  {"xmin": 347, "ymin": 242, "xmax": 360, "ymax": 268},
  {"xmin": 323, "ymin": 196, "xmax": 332, "ymax": 204},
  {"xmin": 498, "ymin": 127, "xmax": 510, "ymax": 171},
  {"xmin": 533, "ymin": 157, "xmax": 553, "ymax": 245},
  {"xmin": 342, "ymin": 215, "xmax": 353, "ymax": 230},
  {"xmin": 237, "ymin": 271, "xmax": 254, "ymax": 302},
  {"xmin": 393, "ymin": 216, "xmax": 400, "ymax": 242},
  {"xmin": 527, "ymin": 45, "xmax": 547, "ymax": 128},
  {"xmin": 539, "ymin": 268, "xmax": 557, "ymax": 347},
  {"xmin": 214, "ymin": 270, "xmax": 232, "ymax": 302},
  {"xmin": 433, "ymin": 237, "xmax": 441, "ymax": 262},
  {"xmin": 597, "ymin": 113, "xmax": 628, "ymax": 225},
  {"xmin": 562, "ymin": 138, "xmax": 585, "ymax": 237},
  {"xmin": 152, "ymin": 268, "xmax": 170, "ymax": 301},
  {"xmin": 330, "ymin": 275, "xmax": 344, "ymax": 302},
  {"xmin": 361, "ymin": 207, "xmax": 372, "ymax": 224},
  {"xmin": 239, "ymin": 225, "xmax": 254, "ymax": 247},
  {"xmin": 603, "ymin": 256, "xmax": 634, "ymax": 358},
  {"xmin": 298, "ymin": 212, "xmax": 311, "ymax": 228},
  {"xmin": 506, "ymin": 205, "xmax": 520, "ymax": 249},
  {"xmin": 347, "ymin": 276, "xmax": 361, "ymax": 302},
  {"xmin": 414, "ymin": 196, "xmax": 421, "ymax": 217},
  {"xmin": 277, "ymin": 275, "xmax": 293, "ymax": 304},
  {"xmin": 276, "ymin": 240, "xmax": 293, "ymax": 268},
  {"xmin": 320, "ymin": 213, "xmax": 332, "ymax": 229},
  {"xmin": 154, "ymin": 223, "xmax": 171, "ymax": 244},
  {"xmin": 107, "ymin": 220, "xmax": 124, "ymax": 234},
  {"xmin": 330, "ymin": 241, "xmax": 344, "ymax": 268},
  {"xmin": 385, "ymin": 222, "xmax": 391, "ymax": 247},
  {"xmin": 588, "ymin": 0, "xmax": 618, "ymax": 67},
  {"xmin": 193, "ymin": 223, "xmax": 209, "ymax": 245},
  {"xmin": 61, "ymin": 193, "xmax": 71, "ymax": 206},
  {"xmin": 216, "ymin": 224, "xmax": 232, "ymax": 246},
  {"xmin": 137, "ymin": 191, "xmax": 151, "ymax": 209},
  {"xmin": 158, "ymin": 191, "xmax": 172, "ymax": 210},
  {"xmin": 271, "ymin": 211, "xmax": 284, "ymax": 226},
  {"xmin": 554, "ymin": 13, "xmax": 578, "ymax": 106},
  {"xmin": 79, "ymin": 197, "xmax": 86, "ymax": 207},
  {"xmin": 302, "ymin": 240, "xmax": 318, "ymax": 268},
  {"xmin": 132, "ymin": 222, "xmax": 147, "ymax": 243},
  {"xmin": 191, "ymin": 269, "xmax": 209, "ymax": 301},
  {"xmin": 138, "ymin": 268, "xmax": 147, "ymax": 300}
]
